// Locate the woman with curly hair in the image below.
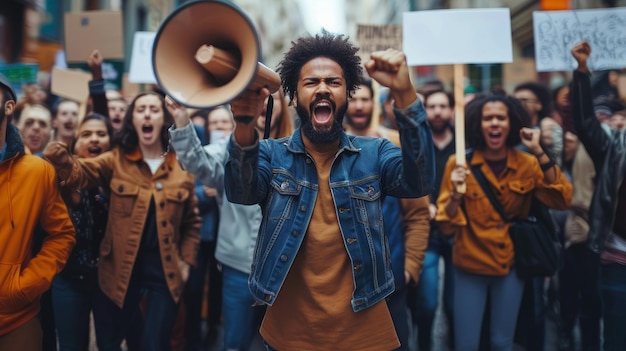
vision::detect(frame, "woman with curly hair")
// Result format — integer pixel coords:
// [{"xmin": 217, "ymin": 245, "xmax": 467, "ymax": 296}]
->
[{"xmin": 435, "ymin": 94, "xmax": 572, "ymax": 351}]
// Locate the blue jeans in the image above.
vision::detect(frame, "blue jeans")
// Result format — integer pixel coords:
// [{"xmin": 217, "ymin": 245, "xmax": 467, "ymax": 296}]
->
[
  {"xmin": 412, "ymin": 233, "xmax": 454, "ymax": 350},
  {"xmin": 221, "ymin": 265, "xmax": 265, "ymax": 351},
  {"xmin": 601, "ymin": 262, "xmax": 626, "ymax": 351},
  {"xmin": 51, "ymin": 273, "xmax": 100, "ymax": 350},
  {"xmin": 454, "ymin": 268, "xmax": 525, "ymax": 351}
]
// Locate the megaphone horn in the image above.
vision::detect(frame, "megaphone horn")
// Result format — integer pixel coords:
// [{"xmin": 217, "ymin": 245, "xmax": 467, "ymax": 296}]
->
[{"xmin": 152, "ymin": 0, "xmax": 280, "ymax": 109}]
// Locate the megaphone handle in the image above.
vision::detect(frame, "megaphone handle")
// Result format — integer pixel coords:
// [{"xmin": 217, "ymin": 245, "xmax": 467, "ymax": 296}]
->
[{"xmin": 263, "ymin": 95, "xmax": 274, "ymax": 139}]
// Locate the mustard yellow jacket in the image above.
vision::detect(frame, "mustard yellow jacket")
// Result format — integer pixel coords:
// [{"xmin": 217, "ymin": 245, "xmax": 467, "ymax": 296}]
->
[
  {"xmin": 436, "ymin": 148, "xmax": 572, "ymax": 275},
  {"xmin": 0, "ymin": 124, "xmax": 75, "ymax": 335}
]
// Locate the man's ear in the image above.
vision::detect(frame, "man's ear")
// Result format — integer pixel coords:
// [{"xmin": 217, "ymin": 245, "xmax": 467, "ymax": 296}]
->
[
  {"xmin": 292, "ymin": 92, "xmax": 298, "ymax": 108},
  {"xmin": 4, "ymin": 100, "xmax": 15, "ymax": 116}
]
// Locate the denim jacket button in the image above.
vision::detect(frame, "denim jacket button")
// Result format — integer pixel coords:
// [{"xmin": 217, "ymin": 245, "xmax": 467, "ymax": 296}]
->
[
  {"xmin": 367, "ymin": 186, "xmax": 375, "ymax": 197},
  {"xmin": 280, "ymin": 181, "xmax": 289, "ymax": 190},
  {"xmin": 265, "ymin": 294, "xmax": 272, "ymax": 301},
  {"xmin": 306, "ymin": 158, "xmax": 312, "ymax": 164},
  {"xmin": 280, "ymin": 254, "xmax": 288, "ymax": 262},
  {"xmin": 300, "ymin": 206, "xmax": 306, "ymax": 212},
  {"xmin": 347, "ymin": 238, "xmax": 357, "ymax": 244},
  {"xmin": 291, "ymin": 230, "xmax": 298, "ymax": 237},
  {"xmin": 354, "ymin": 264, "xmax": 362, "ymax": 271}
]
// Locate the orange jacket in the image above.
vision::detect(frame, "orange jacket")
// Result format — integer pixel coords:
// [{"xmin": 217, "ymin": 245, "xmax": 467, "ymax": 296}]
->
[
  {"xmin": 0, "ymin": 125, "xmax": 75, "ymax": 335},
  {"xmin": 435, "ymin": 148, "xmax": 572, "ymax": 275}
]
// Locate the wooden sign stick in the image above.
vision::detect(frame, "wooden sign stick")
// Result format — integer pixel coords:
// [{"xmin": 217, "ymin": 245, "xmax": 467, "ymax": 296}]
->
[{"xmin": 453, "ymin": 63, "xmax": 466, "ymax": 194}]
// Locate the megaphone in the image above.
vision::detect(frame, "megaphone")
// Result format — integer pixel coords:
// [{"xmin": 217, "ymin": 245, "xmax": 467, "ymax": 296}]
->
[{"xmin": 152, "ymin": 0, "xmax": 280, "ymax": 110}]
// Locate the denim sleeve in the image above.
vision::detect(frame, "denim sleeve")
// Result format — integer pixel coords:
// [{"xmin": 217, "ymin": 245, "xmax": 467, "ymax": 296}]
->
[
  {"xmin": 382, "ymin": 98, "xmax": 435, "ymax": 198},
  {"xmin": 169, "ymin": 122, "xmax": 227, "ymax": 191}
]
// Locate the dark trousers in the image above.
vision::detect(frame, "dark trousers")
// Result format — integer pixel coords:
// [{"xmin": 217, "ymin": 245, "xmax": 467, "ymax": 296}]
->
[
  {"xmin": 601, "ymin": 262, "xmax": 626, "ymax": 351},
  {"xmin": 559, "ymin": 243, "xmax": 601, "ymax": 351},
  {"xmin": 514, "ymin": 276, "xmax": 546, "ymax": 351},
  {"xmin": 39, "ymin": 289, "xmax": 57, "ymax": 351},
  {"xmin": 94, "ymin": 251, "xmax": 179, "ymax": 351},
  {"xmin": 387, "ymin": 285, "xmax": 409, "ymax": 350},
  {"xmin": 184, "ymin": 240, "xmax": 222, "ymax": 351}
]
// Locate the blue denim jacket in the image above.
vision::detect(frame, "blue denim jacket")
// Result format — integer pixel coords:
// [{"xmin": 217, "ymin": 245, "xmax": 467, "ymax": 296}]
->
[{"xmin": 224, "ymin": 99, "xmax": 434, "ymax": 312}]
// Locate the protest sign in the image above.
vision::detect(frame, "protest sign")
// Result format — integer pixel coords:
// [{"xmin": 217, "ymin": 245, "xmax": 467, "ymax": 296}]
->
[
  {"xmin": 64, "ymin": 11, "xmax": 124, "ymax": 63},
  {"xmin": 534, "ymin": 8, "xmax": 626, "ymax": 71},
  {"xmin": 403, "ymin": 8, "xmax": 513, "ymax": 179},
  {"xmin": 356, "ymin": 24, "xmax": 402, "ymax": 62},
  {"xmin": 403, "ymin": 8, "xmax": 512, "ymax": 66},
  {"xmin": 129, "ymin": 32, "xmax": 157, "ymax": 84}
]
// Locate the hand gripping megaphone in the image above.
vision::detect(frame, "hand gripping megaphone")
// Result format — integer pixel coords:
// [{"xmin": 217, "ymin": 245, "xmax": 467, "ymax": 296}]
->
[{"xmin": 152, "ymin": 0, "xmax": 280, "ymax": 111}]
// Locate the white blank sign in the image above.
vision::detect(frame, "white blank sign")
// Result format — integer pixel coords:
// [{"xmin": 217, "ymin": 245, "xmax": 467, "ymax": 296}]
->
[
  {"xmin": 129, "ymin": 32, "xmax": 157, "ymax": 84},
  {"xmin": 403, "ymin": 8, "xmax": 513, "ymax": 66}
]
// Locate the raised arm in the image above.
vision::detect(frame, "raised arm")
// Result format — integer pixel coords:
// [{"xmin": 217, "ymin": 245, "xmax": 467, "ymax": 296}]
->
[
  {"xmin": 43, "ymin": 141, "xmax": 114, "ymax": 191},
  {"xmin": 88, "ymin": 50, "xmax": 109, "ymax": 118},
  {"xmin": 570, "ymin": 41, "xmax": 612, "ymax": 168},
  {"xmin": 166, "ymin": 97, "xmax": 228, "ymax": 192},
  {"xmin": 366, "ymin": 49, "xmax": 435, "ymax": 197}
]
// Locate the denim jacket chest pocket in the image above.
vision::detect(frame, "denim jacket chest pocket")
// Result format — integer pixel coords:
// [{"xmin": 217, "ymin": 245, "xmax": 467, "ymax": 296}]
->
[
  {"xmin": 349, "ymin": 180, "xmax": 383, "ymax": 229},
  {"xmin": 267, "ymin": 172, "xmax": 303, "ymax": 221}
]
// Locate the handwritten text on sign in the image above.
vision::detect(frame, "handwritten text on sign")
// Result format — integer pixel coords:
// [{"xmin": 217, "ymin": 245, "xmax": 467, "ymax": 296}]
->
[
  {"xmin": 533, "ymin": 8, "xmax": 626, "ymax": 72},
  {"xmin": 356, "ymin": 24, "xmax": 402, "ymax": 62}
]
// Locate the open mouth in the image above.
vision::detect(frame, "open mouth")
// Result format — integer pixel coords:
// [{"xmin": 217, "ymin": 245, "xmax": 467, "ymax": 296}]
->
[
  {"xmin": 87, "ymin": 146, "xmax": 103, "ymax": 155},
  {"xmin": 487, "ymin": 131, "xmax": 503, "ymax": 145},
  {"xmin": 111, "ymin": 118, "xmax": 122, "ymax": 125},
  {"xmin": 141, "ymin": 124, "xmax": 155, "ymax": 139},
  {"xmin": 312, "ymin": 101, "xmax": 333, "ymax": 124},
  {"xmin": 63, "ymin": 122, "xmax": 75, "ymax": 130}
]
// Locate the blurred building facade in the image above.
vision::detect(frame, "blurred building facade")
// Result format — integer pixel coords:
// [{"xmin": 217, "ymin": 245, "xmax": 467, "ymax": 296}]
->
[{"xmin": 0, "ymin": 0, "xmax": 623, "ymax": 96}]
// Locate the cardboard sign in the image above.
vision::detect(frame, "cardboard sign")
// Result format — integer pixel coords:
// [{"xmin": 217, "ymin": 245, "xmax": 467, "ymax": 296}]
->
[
  {"xmin": 129, "ymin": 32, "xmax": 157, "ymax": 84},
  {"xmin": 503, "ymin": 58, "xmax": 538, "ymax": 92},
  {"xmin": 50, "ymin": 68, "xmax": 91, "ymax": 102},
  {"xmin": 533, "ymin": 8, "xmax": 626, "ymax": 72},
  {"xmin": 356, "ymin": 24, "xmax": 402, "ymax": 62},
  {"xmin": 403, "ymin": 8, "xmax": 513, "ymax": 66},
  {"xmin": 64, "ymin": 11, "xmax": 124, "ymax": 63}
]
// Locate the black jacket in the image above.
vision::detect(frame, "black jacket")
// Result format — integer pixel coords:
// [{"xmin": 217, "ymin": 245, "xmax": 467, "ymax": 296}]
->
[{"xmin": 571, "ymin": 70, "xmax": 626, "ymax": 253}]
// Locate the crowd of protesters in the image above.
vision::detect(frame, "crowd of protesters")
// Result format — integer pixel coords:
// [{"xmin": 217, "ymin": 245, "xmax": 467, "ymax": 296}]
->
[{"xmin": 0, "ymin": 32, "xmax": 625, "ymax": 351}]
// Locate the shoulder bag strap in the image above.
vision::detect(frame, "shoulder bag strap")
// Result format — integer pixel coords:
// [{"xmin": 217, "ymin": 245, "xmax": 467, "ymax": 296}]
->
[{"xmin": 470, "ymin": 163, "xmax": 511, "ymax": 222}]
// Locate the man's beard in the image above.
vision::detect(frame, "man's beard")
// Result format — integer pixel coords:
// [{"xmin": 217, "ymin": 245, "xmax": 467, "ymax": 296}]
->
[
  {"xmin": 430, "ymin": 120, "xmax": 452, "ymax": 135},
  {"xmin": 297, "ymin": 97, "xmax": 347, "ymax": 144},
  {"xmin": 345, "ymin": 113, "xmax": 372, "ymax": 131}
]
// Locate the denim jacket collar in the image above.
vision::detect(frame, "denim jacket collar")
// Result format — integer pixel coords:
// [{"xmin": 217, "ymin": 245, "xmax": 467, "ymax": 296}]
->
[{"xmin": 285, "ymin": 128, "xmax": 361, "ymax": 156}]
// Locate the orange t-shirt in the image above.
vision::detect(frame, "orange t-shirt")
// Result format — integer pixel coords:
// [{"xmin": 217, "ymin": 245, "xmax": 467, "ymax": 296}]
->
[{"xmin": 260, "ymin": 137, "xmax": 399, "ymax": 351}]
